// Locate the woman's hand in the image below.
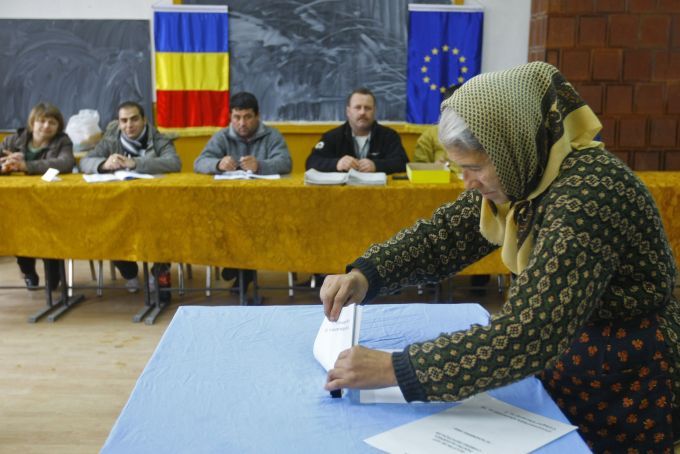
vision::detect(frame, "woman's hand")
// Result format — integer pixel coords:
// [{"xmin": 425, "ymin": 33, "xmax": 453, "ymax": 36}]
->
[
  {"xmin": 325, "ymin": 346, "xmax": 397, "ymax": 391},
  {"xmin": 0, "ymin": 152, "xmax": 26, "ymax": 172},
  {"xmin": 319, "ymin": 269, "xmax": 369, "ymax": 321}
]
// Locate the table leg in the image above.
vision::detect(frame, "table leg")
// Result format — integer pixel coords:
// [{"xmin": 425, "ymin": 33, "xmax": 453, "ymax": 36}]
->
[
  {"xmin": 28, "ymin": 260, "xmax": 85, "ymax": 323},
  {"xmin": 133, "ymin": 262, "xmax": 153, "ymax": 323}
]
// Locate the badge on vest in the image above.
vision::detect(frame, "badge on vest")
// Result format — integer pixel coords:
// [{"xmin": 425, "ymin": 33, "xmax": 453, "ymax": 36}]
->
[{"xmin": 314, "ymin": 141, "xmax": 324, "ymax": 150}]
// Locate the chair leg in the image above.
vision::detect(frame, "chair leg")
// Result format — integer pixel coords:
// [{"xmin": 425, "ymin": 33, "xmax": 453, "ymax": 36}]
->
[
  {"xmin": 310, "ymin": 274, "xmax": 316, "ymax": 289},
  {"xmin": 287, "ymin": 272, "xmax": 295, "ymax": 297},
  {"xmin": 97, "ymin": 260, "xmax": 104, "ymax": 297},
  {"xmin": 186, "ymin": 264, "xmax": 193, "ymax": 280},
  {"xmin": 205, "ymin": 266, "xmax": 212, "ymax": 297},
  {"xmin": 67, "ymin": 259, "xmax": 74, "ymax": 298},
  {"xmin": 497, "ymin": 274, "xmax": 510, "ymax": 294},
  {"xmin": 178, "ymin": 264, "xmax": 185, "ymax": 296},
  {"xmin": 88, "ymin": 260, "xmax": 96, "ymax": 281}
]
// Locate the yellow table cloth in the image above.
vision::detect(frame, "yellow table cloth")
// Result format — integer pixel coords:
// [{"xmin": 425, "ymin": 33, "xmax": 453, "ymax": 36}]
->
[{"xmin": 0, "ymin": 172, "xmax": 677, "ymax": 276}]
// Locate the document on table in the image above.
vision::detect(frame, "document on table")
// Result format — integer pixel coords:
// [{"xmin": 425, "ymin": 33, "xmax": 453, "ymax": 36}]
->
[
  {"xmin": 364, "ymin": 392, "xmax": 578, "ymax": 454},
  {"xmin": 304, "ymin": 168, "xmax": 386, "ymax": 186},
  {"xmin": 214, "ymin": 170, "xmax": 280, "ymax": 180},
  {"xmin": 346, "ymin": 168, "xmax": 386, "ymax": 186},
  {"xmin": 83, "ymin": 170, "xmax": 155, "ymax": 183},
  {"xmin": 304, "ymin": 169, "xmax": 349, "ymax": 185}
]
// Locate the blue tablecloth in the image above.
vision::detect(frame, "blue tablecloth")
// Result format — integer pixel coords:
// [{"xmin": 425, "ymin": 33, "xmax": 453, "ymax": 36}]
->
[{"xmin": 102, "ymin": 303, "xmax": 590, "ymax": 453}]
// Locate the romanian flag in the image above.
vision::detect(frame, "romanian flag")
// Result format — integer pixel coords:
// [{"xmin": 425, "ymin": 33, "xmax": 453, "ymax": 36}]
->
[
  {"xmin": 407, "ymin": 4, "xmax": 483, "ymax": 124},
  {"xmin": 154, "ymin": 5, "xmax": 229, "ymax": 135}
]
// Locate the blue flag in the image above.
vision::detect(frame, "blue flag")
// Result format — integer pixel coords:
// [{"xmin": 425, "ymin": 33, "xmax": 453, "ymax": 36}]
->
[{"xmin": 407, "ymin": 5, "xmax": 483, "ymax": 124}]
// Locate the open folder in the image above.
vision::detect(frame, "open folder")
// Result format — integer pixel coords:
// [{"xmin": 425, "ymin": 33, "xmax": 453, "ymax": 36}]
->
[
  {"xmin": 304, "ymin": 169, "xmax": 387, "ymax": 186},
  {"xmin": 82, "ymin": 170, "xmax": 155, "ymax": 183}
]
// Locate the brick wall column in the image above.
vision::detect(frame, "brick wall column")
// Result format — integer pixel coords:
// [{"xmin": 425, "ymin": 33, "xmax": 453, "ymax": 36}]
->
[{"xmin": 530, "ymin": 0, "xmax": 680, "ymax": 170}]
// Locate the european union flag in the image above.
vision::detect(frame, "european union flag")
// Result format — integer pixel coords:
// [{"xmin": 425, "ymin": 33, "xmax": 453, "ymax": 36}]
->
[{"xmin": 407, "ymin": 5, "xmax": 483, "ymax": 124}]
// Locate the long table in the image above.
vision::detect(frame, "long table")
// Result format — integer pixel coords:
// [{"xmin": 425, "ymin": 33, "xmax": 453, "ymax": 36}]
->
[
  {"xmin": 101, "ymin": 303, "xmax": 590, "ymax": 453},
  {"xmin": 2, "ymin": 172, "xmax": 678, "ymax": 276}
]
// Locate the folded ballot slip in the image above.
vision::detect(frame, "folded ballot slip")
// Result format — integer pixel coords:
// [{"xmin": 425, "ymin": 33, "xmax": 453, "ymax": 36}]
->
[{"xmin": 41, "ymin": 168, "xmax": 61, "ymax": 182}]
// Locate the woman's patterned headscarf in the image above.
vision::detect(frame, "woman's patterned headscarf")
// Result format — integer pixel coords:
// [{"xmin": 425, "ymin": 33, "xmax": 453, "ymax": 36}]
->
[{"xmin": 441, "ymin": 61, "xmax": 603, "ymax": 274}]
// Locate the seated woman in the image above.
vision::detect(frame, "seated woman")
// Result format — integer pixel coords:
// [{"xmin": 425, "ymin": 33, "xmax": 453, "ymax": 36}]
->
[
  {"xmin": 320, "ymin": 62, "xmax": 679, "ymax": 452},
  {"xmin": 1, "ymin": 102, "xmax": 75, "ymax": 290}
]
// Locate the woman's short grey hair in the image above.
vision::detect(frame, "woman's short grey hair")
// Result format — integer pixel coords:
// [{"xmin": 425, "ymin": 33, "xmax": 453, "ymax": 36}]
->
[{"xmin": 438, "ymin": 107, "xmax": 484, "ymax": 153}]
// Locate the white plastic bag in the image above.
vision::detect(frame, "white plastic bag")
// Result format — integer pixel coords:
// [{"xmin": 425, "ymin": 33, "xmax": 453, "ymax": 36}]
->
[{"xmin": 65, "ymin": 109, "xmax": 102, "ymax": 151}]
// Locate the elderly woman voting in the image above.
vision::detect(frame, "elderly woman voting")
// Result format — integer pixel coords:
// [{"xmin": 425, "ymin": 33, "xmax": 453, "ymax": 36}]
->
[{"xmin": 320, "ymin": 62, "xmax": 679, "ymax": 453}]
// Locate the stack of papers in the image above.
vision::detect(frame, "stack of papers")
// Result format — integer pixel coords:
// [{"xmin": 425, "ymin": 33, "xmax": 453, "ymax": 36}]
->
[
  {"xmin": 82, "ymin": 170, "xmax": 155, "ymax": 183},
  {"xmin": 347, "ymin": 168, "xmax": 386, "ymax": 185},
  {"xmin": 304, "ymin": 168, "xmax": 386, "ymax": 186},
  {"xmin": 214, "ymin": 170, "xmax": 280, "ymax": 180}
]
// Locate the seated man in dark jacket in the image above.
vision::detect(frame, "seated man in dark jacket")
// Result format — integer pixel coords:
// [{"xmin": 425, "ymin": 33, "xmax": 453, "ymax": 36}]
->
[{"xmin": 305, "ymin": 87, "xmax": 408, "ymax": 175}]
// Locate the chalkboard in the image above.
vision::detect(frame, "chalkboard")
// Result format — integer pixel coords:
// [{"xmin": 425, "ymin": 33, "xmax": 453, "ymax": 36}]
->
[
  {"xmin": 186, "ymin": 0, "xmax": 447, "ymax": 121},
  {"xmin": 0, "ymin": 19, "xmax": 152, "ymax": 131}
]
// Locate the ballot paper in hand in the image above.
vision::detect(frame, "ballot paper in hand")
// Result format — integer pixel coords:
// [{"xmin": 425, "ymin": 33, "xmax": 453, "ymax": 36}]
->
[
  {"xmin": 313, "ymin": 304, "xmax": 362, "ymax": 372},
  {"xmin": 214, "ymin": 170, "xmax": 280, "ymax": 180},
  {"xmin": 313, "ymin": 305, "xmax": 409, "ymax": 402},
  {"xmin": 83, "ymin": 170, "xmax": 155, "ymax": 183},
  {"xmin": 364, "ymin": 392, "xmax": 578, "ymax": 454}
]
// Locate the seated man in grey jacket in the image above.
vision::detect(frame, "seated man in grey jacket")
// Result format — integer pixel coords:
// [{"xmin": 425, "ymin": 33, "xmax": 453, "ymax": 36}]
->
[
  {"xmin": 194, "ymin": 91, "xmax": 292, "ymax": 291},
  {"xmin": 80, "ymin": 101, "xmax": 182, "ymax": 301},
  {"xmin": 193, "ymin": 91, "xmax": 292, "ymax": 175}
]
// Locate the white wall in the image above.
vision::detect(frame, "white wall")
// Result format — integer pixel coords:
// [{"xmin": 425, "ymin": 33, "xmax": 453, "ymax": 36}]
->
[
  {"xmin": 478, "ymin": 0, "xmax": 532, "ymax": 72},
  {"xmin": 2, "ymin": 0, "xmax": 532, "ymax": 72},
  {"xmin": 1, "ymin": 0, "xmax": 172, "ymax": 20}
]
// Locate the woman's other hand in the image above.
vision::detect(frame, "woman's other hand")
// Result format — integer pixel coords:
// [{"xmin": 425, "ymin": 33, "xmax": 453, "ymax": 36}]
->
[
  {"xmin": 320, "ymin": 269, "xmax": 369, "ymax": 321},
  {"xmin": 325, "ymin": 346, "xmax": 397, "ymax": 391}
]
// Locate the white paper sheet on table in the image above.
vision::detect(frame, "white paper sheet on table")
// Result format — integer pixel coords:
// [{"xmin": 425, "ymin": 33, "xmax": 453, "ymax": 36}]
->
[
  {"xmin": 41, "ymin": 168, "xmax": 61, "ymax": 182},
  {"xmin": 364, "ymin": 392, "xmax": 578, "ymax": 454}
]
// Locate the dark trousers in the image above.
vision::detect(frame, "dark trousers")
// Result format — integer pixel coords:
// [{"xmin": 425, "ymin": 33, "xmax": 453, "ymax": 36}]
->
[
  {"xmin": 16, "ymin": 256, "xmax": 62, "ymax": 290},
  {"xmin": 112, "ymin": 260, "xmax": 139, "ymax": 280},
  {"xmin": 112, "ymin": 261, "xmax": 170, "ymax": 280}
]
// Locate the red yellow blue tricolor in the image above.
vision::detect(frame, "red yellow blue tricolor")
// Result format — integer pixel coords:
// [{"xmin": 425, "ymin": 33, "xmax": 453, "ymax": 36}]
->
[{"xmin": 154, "ymin": 5, "xmax": 229, "ymax": 135}]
